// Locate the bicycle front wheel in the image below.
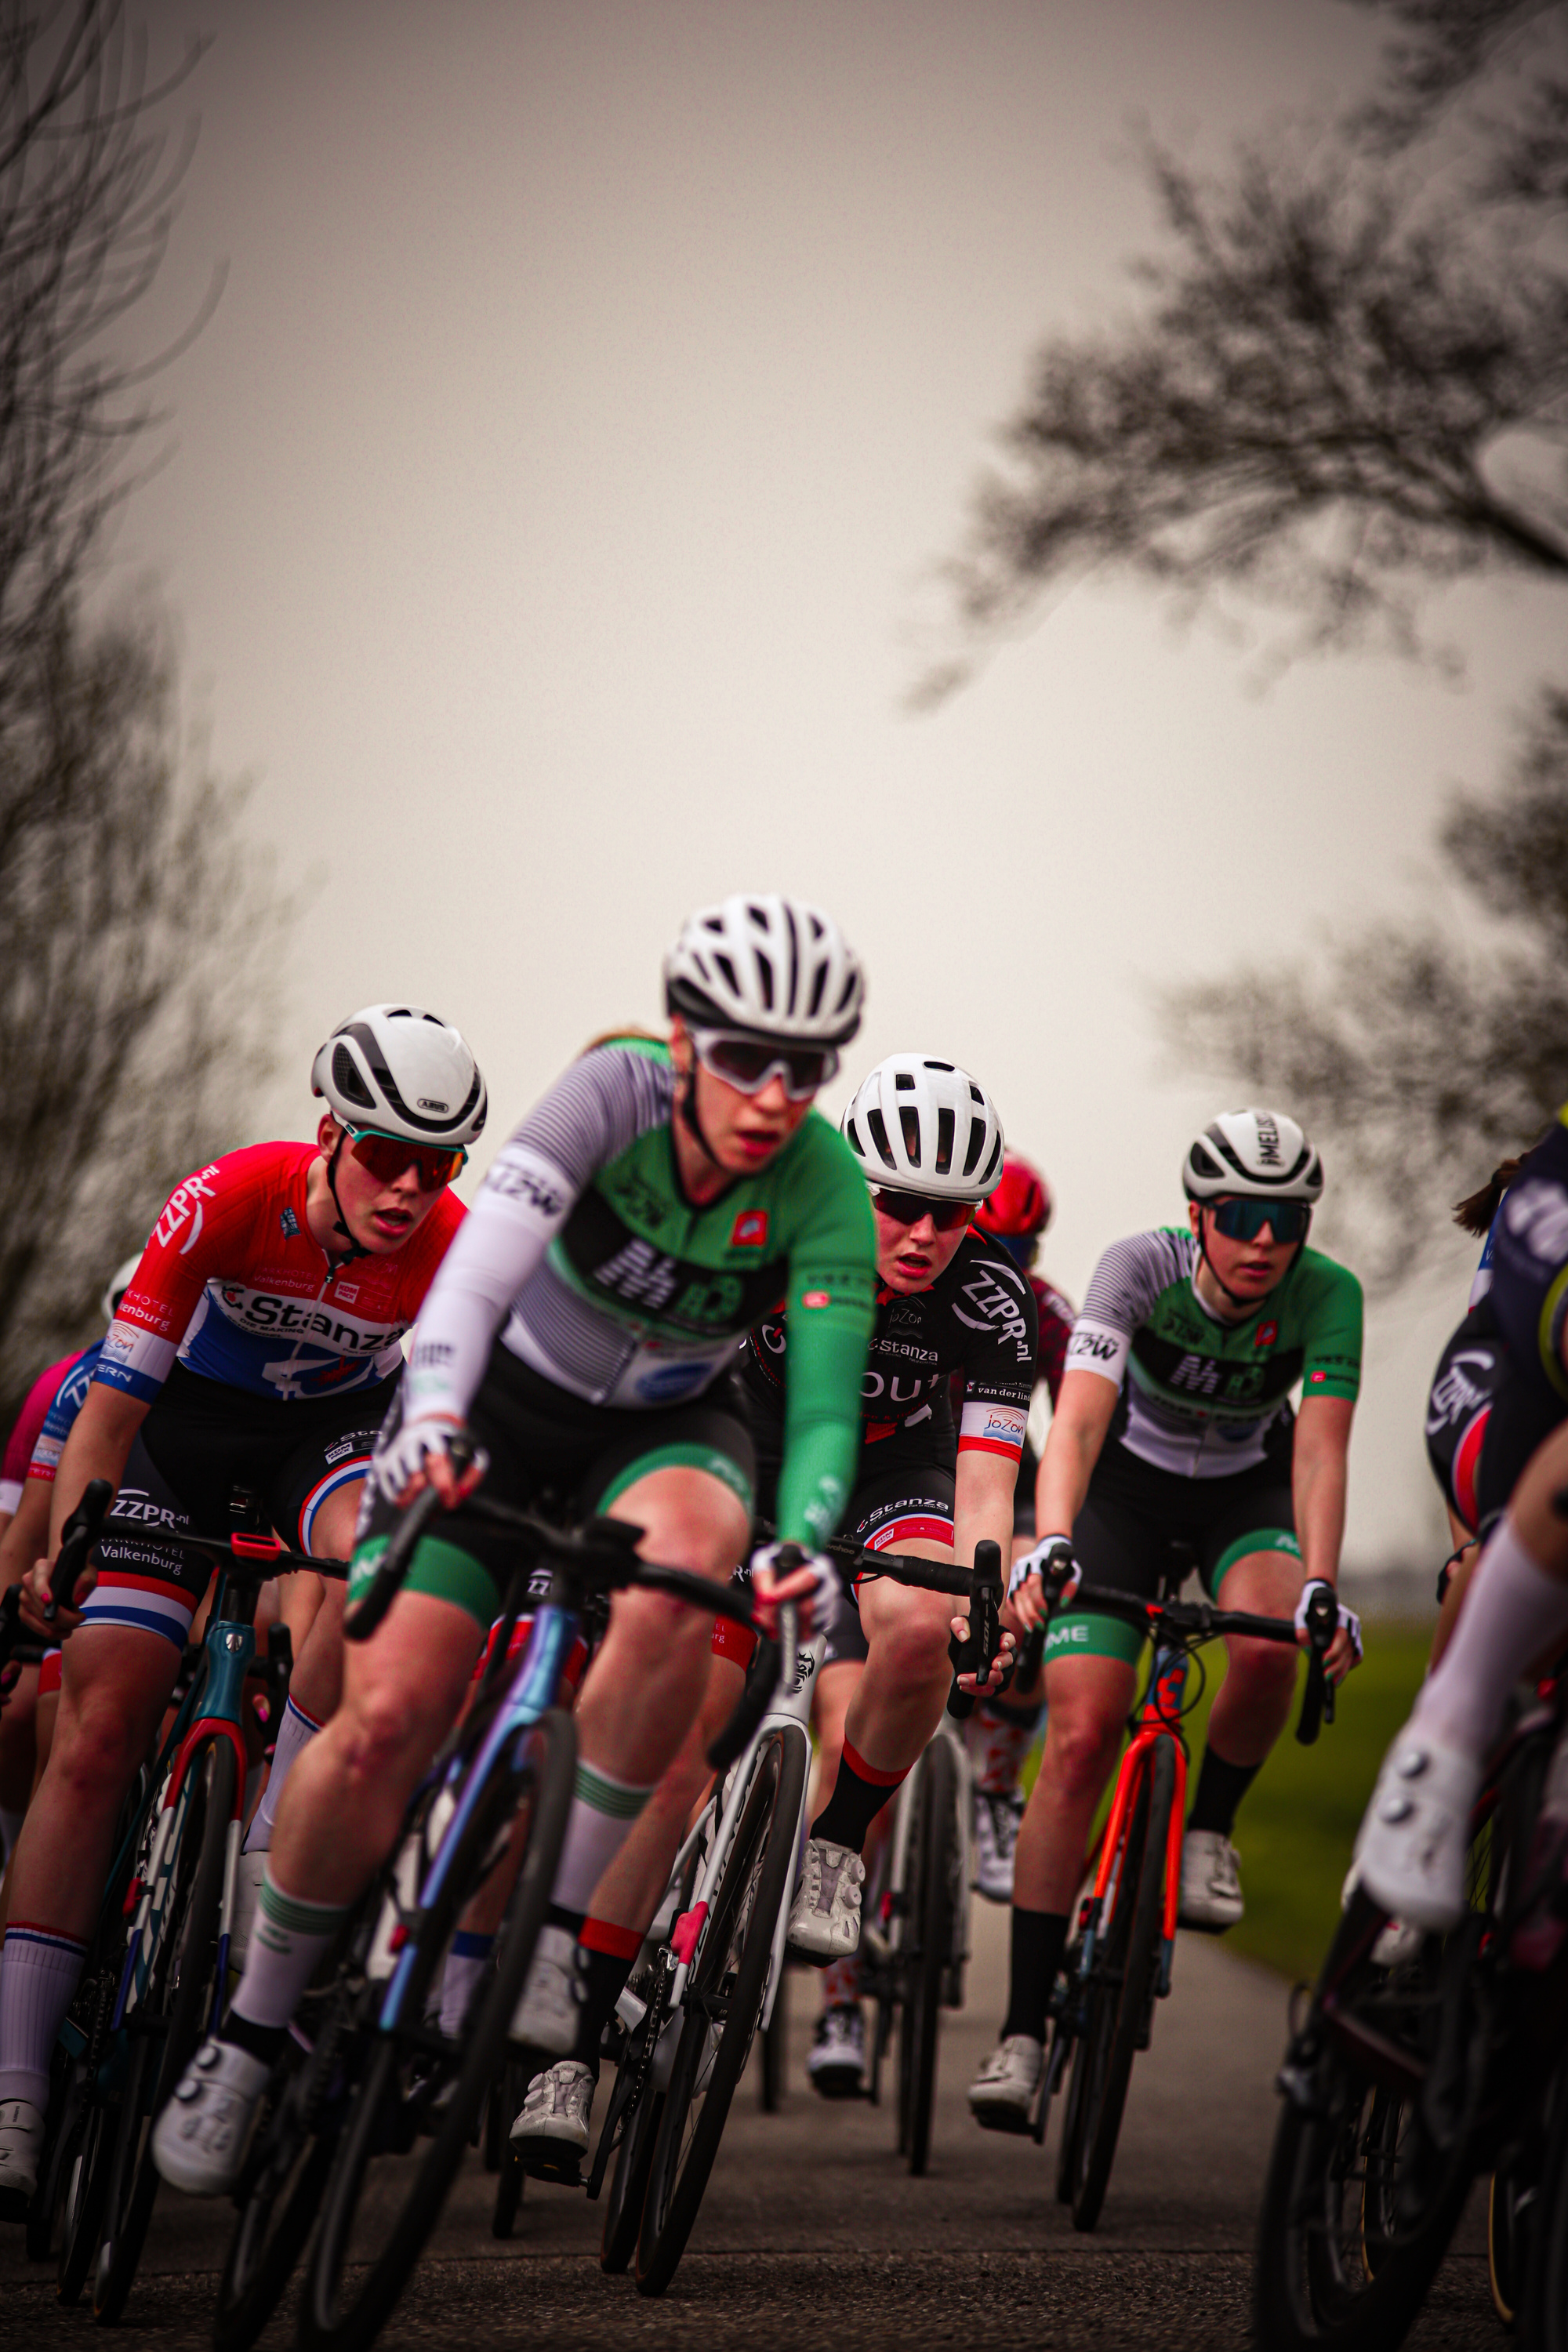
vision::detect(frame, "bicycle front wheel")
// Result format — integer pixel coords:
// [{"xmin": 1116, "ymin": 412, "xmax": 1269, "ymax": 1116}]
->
[
  {"xmin": 299, "ymin": 1706, "xmax": 575, "ymax": 2352},
  {"xmin": 1059, "ymin": 1731, "xmax": 1172, "ymax": 2234},
  {"xmin": 636, "ymin": 1719, "xmax": 809, "ymax": 2296},
  {"xmin": 94, "ymin": 1733, "xmax": 235, "ymax": 2323},
  {"xmin": 896, "ymin": 1733, "xmax": 959, "ymax": 2178}
]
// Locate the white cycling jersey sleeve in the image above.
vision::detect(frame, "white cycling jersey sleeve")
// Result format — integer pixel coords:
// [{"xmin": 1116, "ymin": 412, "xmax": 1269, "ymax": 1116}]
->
[{"xmin": 403, "ymin": 1142, "xmax": 575, "ymax": 1428}]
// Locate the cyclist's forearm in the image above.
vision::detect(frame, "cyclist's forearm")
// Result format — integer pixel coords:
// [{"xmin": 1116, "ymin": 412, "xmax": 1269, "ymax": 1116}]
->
[
  {"xmin": 953, "ymin": 1449, "xmax": 1020, "ymax": 1581},
  {"xmin": 1292, "ymin": 1430, "xmax": 1348, "ymax": 1586},
  {"xmin": 1034, "ymin": 1412, "xmax": 1102, "ymax": 1540}
]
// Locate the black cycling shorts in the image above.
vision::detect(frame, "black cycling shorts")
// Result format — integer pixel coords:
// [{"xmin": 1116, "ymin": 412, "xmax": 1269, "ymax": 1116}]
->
[
  {"xmin": 134, "ymin": 1361, "xmax": 399, "ymax": 1604},
  {"xmin": 1045, "ymin": 1442, "xmax": 1299, "ymax": 1670},
  {"xmin": 353, "ymin": 1339, "xmax": 756, "ymax": 1631}
]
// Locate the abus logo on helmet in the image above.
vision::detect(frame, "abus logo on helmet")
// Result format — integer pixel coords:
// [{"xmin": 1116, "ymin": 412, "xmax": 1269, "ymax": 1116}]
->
[{"xmin": 417, "ymin": 1098, "xmax": 449, "ymax": 1112}]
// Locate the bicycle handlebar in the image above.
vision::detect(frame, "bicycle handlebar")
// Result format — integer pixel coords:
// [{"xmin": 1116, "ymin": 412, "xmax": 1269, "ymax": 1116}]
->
[{"xmin": 1054, "ymin": 1578, "xmax": 1337, "ymax": 1744}]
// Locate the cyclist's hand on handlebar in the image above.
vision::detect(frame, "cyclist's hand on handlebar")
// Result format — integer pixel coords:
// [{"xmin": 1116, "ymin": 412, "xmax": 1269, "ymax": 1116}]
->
[
  {"xmin": 1294, "ymin": 1577, "xmax": 1363, "ymax": 1685},
  {"xmin": 952, "ymin": 1615, "xmax": 1017, "ymax": 1697},
  {"xmin": 1004, "ymin": 1535, "xmax": 1080, "ymax": 1631},
  {"xmin": 748, "ymin": 1541, "xmax": 840, "ymax": 1642},
  {"xmin": 22, "ymin": 1553, "xmax": 89, "ymax": 1637},
  {"xmin": 371, "ymin": 1418, "xmax": 488, "ymax": 1511}
]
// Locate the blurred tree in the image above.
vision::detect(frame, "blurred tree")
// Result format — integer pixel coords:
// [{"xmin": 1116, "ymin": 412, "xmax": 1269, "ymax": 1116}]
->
[
  {"xmin": 918, "ymin": 0, "xmax": 1566, "ymax": 701},
  {"xmin": 1163, "ymin": 687, "xmax": 1568, "ymax": 1287},
  {"xmin": 0, "ymin": 3, "xmax": 288, "ymax": 1421}
]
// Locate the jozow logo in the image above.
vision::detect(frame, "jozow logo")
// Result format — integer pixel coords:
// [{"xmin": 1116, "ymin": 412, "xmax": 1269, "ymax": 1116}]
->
[{"xmin": 731, "ymin": 1209, "xmax": 769, "ymax": 1248}]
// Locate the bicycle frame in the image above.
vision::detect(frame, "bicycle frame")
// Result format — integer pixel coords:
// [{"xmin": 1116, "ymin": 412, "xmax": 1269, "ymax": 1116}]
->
[{"xmin": 1079, "ymin": 1639, "xmax": 1190, "ymax": 2004}]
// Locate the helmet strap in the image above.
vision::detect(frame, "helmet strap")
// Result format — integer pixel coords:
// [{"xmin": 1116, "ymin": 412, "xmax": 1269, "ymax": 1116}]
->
[
  {"xmin": 676, "ymin": 1055, "xmax": 722, "ymax": 1178},
  {"xmin": 324, "ymin": 1136, "xmax": 372, "ymax": 1266}
]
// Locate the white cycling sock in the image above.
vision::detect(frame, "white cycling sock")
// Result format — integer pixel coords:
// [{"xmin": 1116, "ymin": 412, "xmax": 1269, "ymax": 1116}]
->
[
  {"xmin": 244, "ymin": 1695, "xmax": 324, "ymax": 1855},
  {"xmin": 438, "ymin": 1932, "xmax": 495, "ymax": 2038},
  {"xmin": 1417, "ymin": 1515, "xmax": 1568, "ymax": 1756},
  {"xmin": 0, "ymin": 1925, "xmax": 86, "ymax": 2108},
  {"xmin": 821, "ymin": 1956, "xmax": 861, "ymax": 2008},
  {"xmin": 227, "ymin": 1867, "xmax": 348, "ymax": 2033},
  {"xmin": 548, "ymin": 1762, "xmax": 655, "ymax": 1917}
]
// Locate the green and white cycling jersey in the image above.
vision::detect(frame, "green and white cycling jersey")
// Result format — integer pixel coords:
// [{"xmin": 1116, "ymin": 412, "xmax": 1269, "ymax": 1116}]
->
[
  {"xmin": 403, "ymin": 1036, "xmax": 877, "ymax": 1545},
  {"xmin": 1065, "ymin": 1228, "xmax": 1363, "ymax": 1478}
]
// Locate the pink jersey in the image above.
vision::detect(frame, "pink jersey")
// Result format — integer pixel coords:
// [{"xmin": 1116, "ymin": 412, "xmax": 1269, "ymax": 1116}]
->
[
  {"xmin": 94, "ymin": 1140, "xmax": 465, "ymax": 1407},
  {"xmin": 0, "ymin": 1352, "xmax": 80, "ymax": 1514}
]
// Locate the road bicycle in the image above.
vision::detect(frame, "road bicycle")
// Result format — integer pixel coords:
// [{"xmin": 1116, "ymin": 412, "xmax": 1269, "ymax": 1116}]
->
[
  {"xmin": 1255, "ymin": 1629, "xmax": 1568, "ymax": 2351},
  {"xmin": 593, "ymin": 1537, "xmax": 1005, "ymax": 2288},
  {"xmin": 24, "ymin": 1480, "xmax": 309, "ymax": 2322},
  {"xmin": 1025, "ymin": 1550, "xmax": 1337, "ymax": 2234},
  {"xmin": 220, "ymin": 1474, "xmax": 784, "ymax": 2352}
]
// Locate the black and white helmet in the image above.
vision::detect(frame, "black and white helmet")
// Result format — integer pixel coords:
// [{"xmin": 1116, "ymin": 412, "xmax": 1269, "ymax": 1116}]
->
[
  {"xmin": 664, "ymin": 895, "xmax": 864, "ymax": 1046},
  {"xmin": 1182, "ymin": 1110, "xmax": 1323, "ymax": 1205},
  {"xmin": 840, "ymin": 1055, "xmax": 1006, "ymax": 1201},
  {"xmin": 311, "ymin": 1005, "xmax": 488, "ymax": 1149}
]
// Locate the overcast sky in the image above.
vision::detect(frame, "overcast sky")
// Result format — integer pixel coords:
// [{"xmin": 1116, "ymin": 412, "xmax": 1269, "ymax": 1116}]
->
[{"xmin": 117, "ymin": 0, "xmax": 1561, "ymax": 1579}]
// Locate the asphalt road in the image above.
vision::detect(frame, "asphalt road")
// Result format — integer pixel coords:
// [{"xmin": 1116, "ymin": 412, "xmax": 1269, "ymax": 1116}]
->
[{"xmin": 2, "ymin": 1900, "xmax": 1494, "ymax": 2351}]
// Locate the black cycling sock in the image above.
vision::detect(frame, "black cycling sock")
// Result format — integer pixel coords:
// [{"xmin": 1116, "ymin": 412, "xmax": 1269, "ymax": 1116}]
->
[
  {"xmin": 1001, "ymin": 1907, "xmax": 1070, "ymax": 2045},
  {"xmin": 220, "ymin": 2011, "xmax": 285, "ymax": 2066},
  {"xmin": 810, "ymin": 1737, "xmax": 908, "ymax": 1854},
  {"xmin": 571, "ymin": 1928, "xmax": 641, "ymax": 2065},
  {"xmin": 1186, "ymin": 1744, "xmax": 1260, "ymax": 1838},
  {"xmin": 546, "ymin": 1900, "xmax": 587, "ymax": 1940}
]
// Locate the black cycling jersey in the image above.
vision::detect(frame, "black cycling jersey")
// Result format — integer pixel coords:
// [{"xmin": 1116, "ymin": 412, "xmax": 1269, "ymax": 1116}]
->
[
  {"xmin": 1490, "ymin": 1115, "xmax": 1568, "ymax": 1410},
  {"xmin": 740, "ymin": 1225, "xmax": 1038, "ymax": 1472}
]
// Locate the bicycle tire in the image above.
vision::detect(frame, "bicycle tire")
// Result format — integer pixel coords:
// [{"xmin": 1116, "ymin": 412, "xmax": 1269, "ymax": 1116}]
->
[
  {"xmin": 759, "ymin": 1962, "xmax": 787, "ymax": 2113},
  {"xmin": 896, "ymin": 1734, "xmax": 958, "ymax": 2178},
  {"xmin": 56, "ymin": 2090, "xmax": 114, "ymax": 2305},
  {"xmin": 601, "ymin": 2079, "xmax": 663, "ymax": 2273},
  {"xmin": 213, "ymin": 2021, "xmax": 350, "ymax": 2352},
  {"xmin": 1519, "ymin": 2037, "xmax": 1568, "ymax": 2352},
  {"xmin": 490, "ymin": 2063, "xmax": 528, "ymax": 2239},
  {"xmin": 1061, "ymin": 1733, "xmax": 1172, "ymax": 2233},
  {"xmin": 635, "ymin": 1719, "xmax": 809, "ymax": 2296},
  {"xmin": 299, "ymin": 1705, "xmax": 575, "ymax": 2352},
  {"xmin": 93, "ymin": 1733, "xmax": 235, "ymax": 2323}
]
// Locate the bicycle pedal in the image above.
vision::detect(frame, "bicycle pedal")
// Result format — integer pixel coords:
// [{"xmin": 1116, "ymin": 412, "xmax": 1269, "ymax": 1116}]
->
[
  {"xmin": 969, "ymin": 2102, "xmax": 1033, "ymax": 2137},
  {"xmin": 518, "ymin": 2146, "xmax": 585, "ymax": 2187}
]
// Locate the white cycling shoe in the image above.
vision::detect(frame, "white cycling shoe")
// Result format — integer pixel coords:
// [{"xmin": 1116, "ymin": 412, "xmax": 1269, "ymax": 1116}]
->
[
  {"xmin": 0, "ymin": 2098, "xmax": 45, "ymax": 2218},
  {"xmin": 1356, "ymin": 1724, "xmax": 1481, "ymax": 1932},
  {"xmin": 973, "ymin": 1789, "xmax": 1025, "ymax": 1904},
  {"xmin": 510, "ymin": 1924, "xmax": 580, "ymax": 2054},
  {"xmin": 509, "ymin": 2059, "xmax": 594, "ymax": 2172},
  {"xmin": 1178, "ymin": 1830, "xmax": 1244, "ymax": 1931},
  {"xmin": 151, "ymin": 2037, "xmax": 270, "ymax": 2195},
  {"xmin": 808, "ymin": 2005, "xmax": 865, "ymax": 2100},
  {"xmin": 967, "ymin": 2034, "xmax": 1044, "ymax": 2133},
  {"xmin": 786, "ymin": 1839, "xmax": 865, "ymax": 1964}
]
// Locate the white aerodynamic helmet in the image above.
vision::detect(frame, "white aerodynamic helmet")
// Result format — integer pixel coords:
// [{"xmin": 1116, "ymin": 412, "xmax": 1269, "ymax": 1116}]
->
[
  {"xmin": 101, "ymin": 1254, "xmax": 143, "ymax": 1325},
  {"xmin": 840, "ymin": 1055, "xmax": 1006, "ymax": 1201},
  {"xmin": 664, "ymin": 895, "xmax": 864, "ymax": 1046},
  {"xmin": 311, "ymin": 1005, "xmax": 488, "ymax": 1149},
  {"xmin": 1182, "ymin": 1109, "xmax": 1323, "ymax": 1205}
]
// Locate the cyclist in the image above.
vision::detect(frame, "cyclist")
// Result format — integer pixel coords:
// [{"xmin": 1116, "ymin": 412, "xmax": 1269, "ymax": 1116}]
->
[
  {"xmin": 966, "ymin": 1154, "xmax": 1075, "ymax": 1904},
  {"xmin": 742, "ymin": 1056, "xmax": 1031, "ymax": 2096},
  {"xmin": 152, "ymin": 895, "xmax": 877, "ymax": 2193},
  {"xmin": 1359, "ymin": 1110, "xmax": 1568, "ymax": 1929},
  {"xmin": 969, "ymin": 1110, "xmax": 1363, "ymax": 2130},
  {"xmin": 0, "ymin": 1007, "xmax": 482, "ymax": 2214}
]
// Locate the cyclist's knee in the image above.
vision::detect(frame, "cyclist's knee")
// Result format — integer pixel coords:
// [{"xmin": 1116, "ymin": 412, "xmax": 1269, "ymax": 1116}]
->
[
  {"xmin": 871, "ymin": 1593, "xmax": 952, "ymax": 1690},
  {"xmin": 1227, "ymin": 1633, "xmax": 1298, "ymax": 1701},
  {"xmin": 1042, "ymin": 1708, "xmax": 1121, "ymax": 1806}
]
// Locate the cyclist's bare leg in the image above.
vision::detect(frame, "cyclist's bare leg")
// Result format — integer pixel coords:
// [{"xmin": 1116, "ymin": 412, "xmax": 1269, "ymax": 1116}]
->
[
  {"xmin": 242, "ymin": 1481, "xmax": 360, "ymax": 1853},
  {"xmin": 1011, "ymin": 1652, "xmax": 1136, "ymax": 1915},
  {"xmin": 0, "ymin": 1625, "xmax": 180, "ymax": 1945},
  {"xmin": 575, "ymin": 1656, "xmax": 743, "ymax": 1942},
  {"xmin": 1205, "ymin": 1547, "xmax": 1308, "ymax": 1769},
  {"xmin": 264, "ymin": 1591, "xmax": 482, "ymax": 1909},
  {"xmin": 844, "ymin": 1543, "xmax": 961, "ymax": 1775},
  {"xmin": 811, "ymin": 1657, "xmax": 891, "ymax": 1883}
]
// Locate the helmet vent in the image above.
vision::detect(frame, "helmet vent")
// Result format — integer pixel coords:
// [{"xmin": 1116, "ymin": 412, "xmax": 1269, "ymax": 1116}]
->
[
  {"xmin": 899, "ymin": 1106, "xmax": 921, "ymax": 1166},
  {"xmin": 1191, "ymin": 1142, "xmax": 1223, "ymax": 1180},
  {"xmin": 935, "ymin": 1108, "xmax": 955, "ymax": 1174},
  {"xmin": 332, "ymin": 1044, "xmax": 376, "ymax": 1109},
  {"xmin": 866, "ymin": 1108, "xmax": 893, "ymax": 1166},
  {"xmin": 713, "ymin": 953, "xmax": 739, "ymax": 998},
  {"xmin": 757, "ymin": 957, "xmax": 775, "ymax": 1013},
  {"xmin": 962, "ymin": 1122, "xmax": 986, "ymax": 1180},
  {"xmin": 895, "ymin": 1072, "xmax": 915, "ymax": 1091}
]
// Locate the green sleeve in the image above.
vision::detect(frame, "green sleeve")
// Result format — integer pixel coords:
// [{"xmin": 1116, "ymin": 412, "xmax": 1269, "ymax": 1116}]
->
[
  {"xmin": 772, "ymin": 1118, "xmax": 877, "ymax": 1545},
  {"xmin": 1298, "ymin": 1250, "xmax": 1363, "ymax": 1403}
]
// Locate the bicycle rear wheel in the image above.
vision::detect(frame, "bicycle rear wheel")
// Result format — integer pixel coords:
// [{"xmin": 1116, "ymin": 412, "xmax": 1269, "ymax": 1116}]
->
[
  {"xmin": 635, "ymin": 1720, "xmax": 809, "ymax": 2296},
  {"xmin": 94, "ymin": 1734, "xmax": 235, "ymax": 2322},
  {"xmin": 299, "ymin": 1707, "xmax": 575, "ymax": 2352},
  {"xmin": 896, "ymin": 1733, "xmax": 959, "ymax": 2178},
  {"xmin": 1058, "ymin": 1733, "xmax": 1172, "ymax": 2233}
]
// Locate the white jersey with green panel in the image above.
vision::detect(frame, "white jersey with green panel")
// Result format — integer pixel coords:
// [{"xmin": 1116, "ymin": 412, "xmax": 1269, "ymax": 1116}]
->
[{"xmin": 1065, "ymin": 1229, "xmax": 1363, "ymax": 1478}]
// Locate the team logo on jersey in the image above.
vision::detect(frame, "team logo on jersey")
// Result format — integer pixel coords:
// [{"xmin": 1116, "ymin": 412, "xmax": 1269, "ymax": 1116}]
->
[
  {"xmin": 802, "ymin": 1290, "xmax": 831, "ymax": 1308},
  {"xmin": 280, "ymin": 1207, "xmax": 299, "ymax": 1237},
  {"xmin": 731, "ymin": 1209, "xmax": 769, "ymax": 1248},
  {"xmin": 1254, "ymin": 1321, "xmax": 1278, "ymax": 1348}
]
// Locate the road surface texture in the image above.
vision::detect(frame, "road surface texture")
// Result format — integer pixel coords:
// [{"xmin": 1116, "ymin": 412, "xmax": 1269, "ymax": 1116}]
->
[{"xmin": 2, "ymin": 1900, "xmax": 1493, "ymax": 2350}]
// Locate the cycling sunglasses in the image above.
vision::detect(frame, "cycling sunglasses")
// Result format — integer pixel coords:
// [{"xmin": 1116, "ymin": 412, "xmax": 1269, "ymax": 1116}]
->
[
  {"xmin": 690, "ymin": 1029, "xmax": 839, "ymax": 1101},
  {"xmin": 342, "ymin": 1125, "xmax": 468, "ymax": 1192},
  {"xmin": 869, "ymin": 1187, "xmax": 977, "ymax": 1232},
  {"xmin": 1209, "ymin": 1196, "xmax": 1312, "ymax": 1245}
]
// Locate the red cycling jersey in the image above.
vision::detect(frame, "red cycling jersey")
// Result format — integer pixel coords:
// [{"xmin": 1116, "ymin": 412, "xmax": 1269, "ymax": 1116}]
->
[
  {"xmin": 93, "ymin": 1140, "xmax": 465, "ymax": 1408},
  {"xmin": 0, "ymin": 1352, "xmax": 80, "ymax": 1515}
]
